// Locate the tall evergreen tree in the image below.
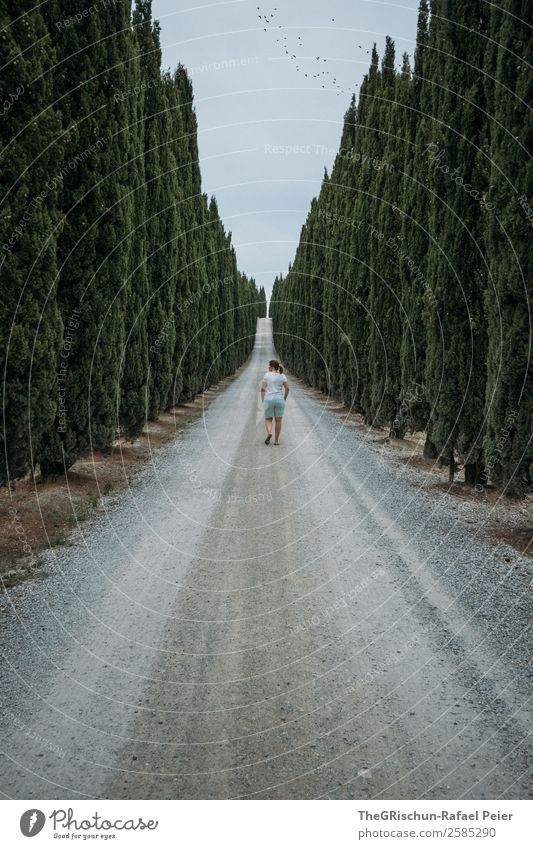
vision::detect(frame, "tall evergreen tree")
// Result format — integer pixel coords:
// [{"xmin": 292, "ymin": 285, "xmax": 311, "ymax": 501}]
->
[
  {"xmin": 483, "ymin": 0, "xmax": 533, "ymax": 493},
  {"xmin": 0, "ymin": 2, "xmax": 63, "ymax": 483},
  {"xmin": 366, "ymin": 38, "xmax": 406, "ymax": 430},
  {"xmin": 423, "ymin": 0, "xmax": 489, "ymax": 483},
  {"xmin": 346, "ymin": 45, "xmax": 381, "ymax": 417},
  {"xmin": 201, "ymin": 197, "xmax": 223, "ymax": 385},
  {"xmin": 256, "ymin": 286, "xmax": 266, "ymax": 318},
  {"xmin": 399, "ymin": 0, "xmax": 433, "ymax": 446},
  {"xmin": 135, "ymin": 7, "xmax": 182, "ymax": 419},
  {"xmin": 174, "ymin": 67, "xmax": 201, "ymax": 399},
  {"xmin": 40, "ymin": 0, "xmax": 137, "ymax": 474},
  {"xmin": 118, "ymin": 3, "xmax": 150, "ymax": 437},
  {"xmin": 333, "ymin": 96, "xmax": 358, "ymax": 406}
]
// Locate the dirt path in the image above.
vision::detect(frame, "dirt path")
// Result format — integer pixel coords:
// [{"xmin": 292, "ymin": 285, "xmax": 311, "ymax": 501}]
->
[{"xmin": 1, "ymin": 319, "xmax": 531, "ymax": 799}]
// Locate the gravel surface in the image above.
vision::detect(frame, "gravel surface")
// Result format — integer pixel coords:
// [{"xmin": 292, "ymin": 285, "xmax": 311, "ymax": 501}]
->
[{"xmin": 1, "ymin": 318, "xmax": 532, "ymax": 800}]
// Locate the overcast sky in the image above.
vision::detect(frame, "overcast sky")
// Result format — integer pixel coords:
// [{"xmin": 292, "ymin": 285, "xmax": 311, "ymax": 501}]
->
[{"xmin": 153, "ymin": 0, "xmax": 419, "ymax": 296}]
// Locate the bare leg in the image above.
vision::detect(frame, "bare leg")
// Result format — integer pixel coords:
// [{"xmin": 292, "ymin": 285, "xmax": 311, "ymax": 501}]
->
[
  {"xmin": 265, "ymin": 417, "xmax": 273, "ymax": 436},
  {"xmin": 274, "ymin": 416, "xmax": 282, "ymax": 444}
]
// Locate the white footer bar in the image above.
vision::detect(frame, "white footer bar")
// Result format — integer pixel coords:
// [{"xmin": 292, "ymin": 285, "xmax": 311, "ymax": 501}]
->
[{"xmin": 4, "ymin": 799, "xmax": 532, "ymax": 848}]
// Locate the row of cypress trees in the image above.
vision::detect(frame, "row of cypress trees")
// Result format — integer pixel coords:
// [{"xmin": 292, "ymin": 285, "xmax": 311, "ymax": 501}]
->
[
  {"xmin": 270, "ymin": 0, "xmax": 532, "ymax": 494},
  {"xmin": 0, "ymin": 1, "xmax": 266, "ymax": 483}
]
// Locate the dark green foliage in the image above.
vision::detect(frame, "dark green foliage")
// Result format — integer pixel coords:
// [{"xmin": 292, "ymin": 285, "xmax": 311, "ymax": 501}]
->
[
  {"xmin": 398, "ymin": 0, "xmax": 431, "ymax": 435},
  {"xmin": 270, "ymin": 0, "xmax": 532, "ymax": 492},
  {"xmin": 423, "ymin": 0, "xmax": 489, "ymax": 483},
  {"xmin": 482, "ymin": 0, "xmax": 533, "ymax": 494},
  {"xmin": 0, "ymin": 1, "xmax": 262, "ymax": 483},
  {"xmin": 257, "ymin": 287, "xmax": 267, "ymax": 318},
  {"xmin": 366, "ymin": 39, "xmax": 405, "ymax": 430},
  {"xmin": 135, "ymin": 9, "xmax": 181, "ymax": 419},
  {"xmin": 118, "ymin": 3, "xmax": 150, "ymax": 437},
  {"xmin": 40, "ymin": 0, "xmax": 135, "ymax": 474},
  {"xmin": 0, "ymin": 3, "xmax": 63, "ymax": 483}
]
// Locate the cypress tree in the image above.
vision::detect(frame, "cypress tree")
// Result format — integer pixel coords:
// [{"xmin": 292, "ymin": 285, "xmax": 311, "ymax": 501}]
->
[
  {"xmin": 195, "ymin": 196, "xmax": 214, "ymax": 387},
  {"xmin": 257, "ymin": 286, "xmax": 267, "ymax": 318},
  {"xmin": 207, "ymin": 198, "xmax": 234, "ymax": 383},
  {"xmin": 366, "ymin": 38, "xmax": 407, "ymax": 431},
  {"xmin": 345, "ymin": 45, "xmax": 381, "ymax": 418},
  {"xmin": 118, "ymin": 3, "xmax": 150, "ymax": 437},
  {"xmin": 399, "ymin": 0, "xmax": 433, "ymax": 446},
  {"xmin": 483, "ymin": 0, "xmax": 533, "ymax": 493},
  {"xmin": 215, "ymin": 213, "xmax": 234, "ymax": 375},
  {"xmin": 287, "ymin": 210, "xmax": 309, "ymax": 379},
  {"xmin": 0, "ymin": 2, "xmax": 63, "ymax": 483},
  {"xmin": 227, "ymin": 242, "xmax": 242, "ymax": 375},
  {"xmin": 303, "ymin": 205, "xmax": 329, "ymax": 391},
  {"xmin": 173, "ymin": 67, "xmax": 202, "ymax": 399},
  {"xmin": 424, "ymin": 0, "xmax": 489, "ymax": 483},
  {"xmin": 201, "ymin": 197, "xmax": 223, "ymax": 385},
  {"xmin": 333, "ymin": 97, "xmax": 358, "ymax": 406},
  {"xmin": 323, "ymin": 97, "xmax": 365, "ymax": 410},
  {"xmin": 284, "ymin": 202, "xmax": 326, "ymax": 390},
  {"xmin": 318, "ymin": 170, "xmax": 340, "ymax": 396},
  {"xmin": 40, "ymin": 0, "xmax": 137, "ymax": 474},
  {"xmin": 136, "ymin": 8, "xmax": 182, "ymax": 418},
  {"xmin": 163, "ymin": 69, "xmax": 189, "ymax": 406}
]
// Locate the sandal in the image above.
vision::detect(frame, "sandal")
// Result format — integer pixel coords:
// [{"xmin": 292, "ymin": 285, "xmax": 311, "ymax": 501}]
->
[{"xmin": 265, "ymin": 434, "xmax": 272, "ymax": 445}]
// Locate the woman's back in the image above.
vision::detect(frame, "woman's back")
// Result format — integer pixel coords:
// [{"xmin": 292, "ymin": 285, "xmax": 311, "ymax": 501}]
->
[{"xmin": 263, "ymin": 371, "xmax": 287, "ymax": 397}]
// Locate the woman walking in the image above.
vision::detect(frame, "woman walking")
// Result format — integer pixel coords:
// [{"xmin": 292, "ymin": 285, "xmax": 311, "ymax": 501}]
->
[{"xmin": 260, "ymin": 360, "xmax": 289, "ymax": 445}]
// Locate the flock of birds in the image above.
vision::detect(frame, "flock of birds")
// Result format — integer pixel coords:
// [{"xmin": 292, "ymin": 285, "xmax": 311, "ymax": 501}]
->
[{"xmin": 256, "ymin": 5, "xmax": 373, "ymax": 97}]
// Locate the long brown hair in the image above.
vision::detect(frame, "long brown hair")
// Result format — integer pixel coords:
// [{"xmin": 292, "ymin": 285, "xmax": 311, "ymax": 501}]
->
[{"xmin": 269, "ymin": 359, "xmax": 283, "ymax": 374}]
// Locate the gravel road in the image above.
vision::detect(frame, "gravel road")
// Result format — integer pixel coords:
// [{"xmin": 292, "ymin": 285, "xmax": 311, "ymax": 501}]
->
[{"xmin": 1, "ymin": 318, "xmax": 532, "ymax": 800}]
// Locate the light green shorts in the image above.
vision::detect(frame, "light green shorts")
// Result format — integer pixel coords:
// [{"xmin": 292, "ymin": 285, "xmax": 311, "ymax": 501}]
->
[{"xmin": 264, "ymin": 396, "xmax": 286, "ymax": 418}]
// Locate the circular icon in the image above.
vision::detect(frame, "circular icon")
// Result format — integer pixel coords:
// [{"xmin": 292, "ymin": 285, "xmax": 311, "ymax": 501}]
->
[{"xmin": 20, "ymin": 810, "xmax": 46, "ymax": 837}]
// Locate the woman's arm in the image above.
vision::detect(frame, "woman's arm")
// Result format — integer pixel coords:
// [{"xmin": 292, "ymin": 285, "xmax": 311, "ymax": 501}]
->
[{"xmin": 284, "ymin": 379, "xmax": 289, "ymax": 400}]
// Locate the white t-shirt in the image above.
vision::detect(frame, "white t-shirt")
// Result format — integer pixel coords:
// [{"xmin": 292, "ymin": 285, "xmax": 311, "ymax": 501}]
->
[{"xmin": 263, "ymin": 371, "xmax": 287, "ymax": 398}]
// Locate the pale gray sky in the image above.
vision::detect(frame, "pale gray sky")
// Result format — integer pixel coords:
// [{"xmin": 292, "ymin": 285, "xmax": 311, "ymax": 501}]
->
[{"xmin": 153, "ymin": 0, "xmax": 418, "ymax": 296}]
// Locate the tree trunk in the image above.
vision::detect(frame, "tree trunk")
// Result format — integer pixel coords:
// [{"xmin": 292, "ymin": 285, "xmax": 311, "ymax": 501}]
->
[
  {"xmin": 389, "ymin": 424, "xmax": 406, "ymax": 440},
  {"xmin": 39, "ymin": 459, "xmax": 66, "ymax": 479},
  {"xmin": 464, "ymin": 460, "xmax": 484, "ymax": 486},
  {"xmin": 449, "ymin": 451, "xmax": 455, "ymax": 483},
  {"xmin": 423, "ymin": 435, "xmax": 438, "ymax": 459}
]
